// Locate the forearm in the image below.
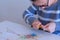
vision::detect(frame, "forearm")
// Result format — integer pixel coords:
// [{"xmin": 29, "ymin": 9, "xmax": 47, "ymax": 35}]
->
[{"xmin": 23, "ymin": 4, "xmax": 39, "ymax": 25}]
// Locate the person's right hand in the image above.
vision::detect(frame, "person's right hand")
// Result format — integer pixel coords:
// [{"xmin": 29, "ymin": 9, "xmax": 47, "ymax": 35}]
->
[
  {"xmin": 32, "ymin": 20, "xmax": 43, "ymax": 30},
  {"xmin": 43, "ymin": 22, "xmax": 56, "ymax": 33}
]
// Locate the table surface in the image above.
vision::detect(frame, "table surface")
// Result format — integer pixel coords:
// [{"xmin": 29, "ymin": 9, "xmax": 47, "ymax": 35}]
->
[{"xmin": 0, "ymin": 21, "xmax": 60, "ymax": 40}]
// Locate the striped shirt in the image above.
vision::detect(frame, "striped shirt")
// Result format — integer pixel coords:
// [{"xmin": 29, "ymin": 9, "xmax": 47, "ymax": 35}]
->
[{"xmin": 23, "ymin": 0, "xmax": 60, "ymax": 25}]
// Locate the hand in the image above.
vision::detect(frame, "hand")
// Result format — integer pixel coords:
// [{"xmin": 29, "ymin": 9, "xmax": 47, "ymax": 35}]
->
[
  {"xmin": 32, "ymin": 20, "xmax": 43, "ymax": 30},
  {"xmin": 43, "ymin": 22, "xmax": 56, "ymax": 33}
]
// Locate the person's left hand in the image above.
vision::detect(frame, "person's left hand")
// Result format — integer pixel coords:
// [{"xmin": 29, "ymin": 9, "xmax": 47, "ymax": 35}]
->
[{"xmin": 42, "ymin": 22, "xmax": 56, "ymax": 33}]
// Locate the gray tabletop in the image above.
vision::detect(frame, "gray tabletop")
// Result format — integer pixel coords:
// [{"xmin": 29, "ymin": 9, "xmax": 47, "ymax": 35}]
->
[{"xmin": 0, "ymin": 21, "xmax": 60, "ymax": 40}]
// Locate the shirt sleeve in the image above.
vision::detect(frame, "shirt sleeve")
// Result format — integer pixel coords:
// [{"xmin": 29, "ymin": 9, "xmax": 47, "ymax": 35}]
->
[
  {"xmin": 23, "ymin": 4, "xmax": 39, "ymax": 25},
  {"xmin": 57, "ymin": 0, "xmax": 60, "ymax": 22}
]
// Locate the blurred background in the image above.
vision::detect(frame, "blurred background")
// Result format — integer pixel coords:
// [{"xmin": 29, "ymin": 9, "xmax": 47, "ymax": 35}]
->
[{"xmin": 0, "ymin": 0, "xmax": 31, "ymax": 25}]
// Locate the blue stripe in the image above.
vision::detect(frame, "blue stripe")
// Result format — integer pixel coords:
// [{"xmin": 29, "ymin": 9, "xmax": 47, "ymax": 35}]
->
[
  {"xmin": 23, "ymin": 11, "xmax": 28, "ymax": 18},
  {"xmin": 38, "ymin": 11, "xmax": 60, "ymax": 20},
  {"xmin": 23, "ymin": 4, "xmax": 38, "ymax": 19},
  {"xmin": 25, "ymin": 15, "xmax": 34, "ymax": 23},
  {"xmin": 28, "ymin": 6, "xmax": 37, "ymax": 14},
  {"xmin": 28, "ymin": 17, "xmax": 36, "ymax": 25},
  {"xmin": 53, "ymin": 31, "xmax": 60, "ymax": 34}
]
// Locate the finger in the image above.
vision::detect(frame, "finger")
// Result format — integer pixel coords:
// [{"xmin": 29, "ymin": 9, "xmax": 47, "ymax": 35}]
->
[
  {"xmin": 33, "ymin": 23, "xmax": 42, "ymax": 29},
  {"xmin": 32, "ymin": 24, "xmax": 40, "ymax": 29},
  {"xmin": 43, "ymin": 24, "xmax": 49, "ymax": 31},
  {"xmin": 40, "ymin": 25, "xmax": 44, "ymax": 29},
  {"xmin": 32, "ymin": 21, "xmax": 41, "ymax": 26},
  {"xmin": 44, "ymin": 23, "xmax": 51, "ymax": 29}
]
